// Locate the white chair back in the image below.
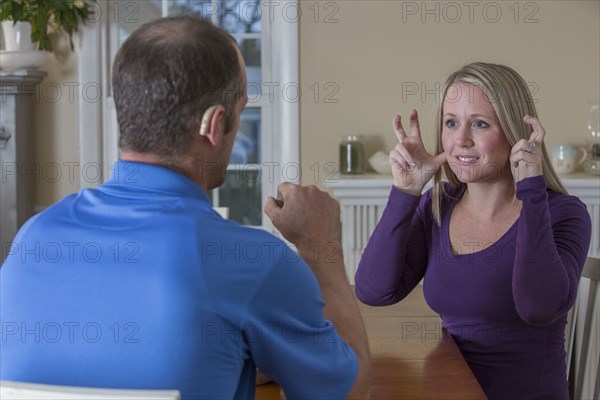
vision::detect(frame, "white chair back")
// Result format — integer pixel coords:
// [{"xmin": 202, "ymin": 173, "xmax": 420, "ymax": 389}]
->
[
  {"xmin": 565, "ymin": 303, "xmax": 577, "ymax": 374},
  {"xmin": 568, "ymin": 257, "xmax": 600, "ymax": 400},
  {"xmin": 0, "ymin": 380, "xmax": 180, "ymax": 400}
]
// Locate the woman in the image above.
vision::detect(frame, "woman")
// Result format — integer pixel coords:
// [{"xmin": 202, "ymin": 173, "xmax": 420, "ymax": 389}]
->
[{"xmin": 355, "ymin": 62, "xmax": 591, "ymax": 400}]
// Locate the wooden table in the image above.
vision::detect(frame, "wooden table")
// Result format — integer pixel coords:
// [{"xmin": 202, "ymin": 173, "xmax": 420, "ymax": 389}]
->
[{"xmin": 256, "ymin": 286, "xmax": 487, "ymax": 399}]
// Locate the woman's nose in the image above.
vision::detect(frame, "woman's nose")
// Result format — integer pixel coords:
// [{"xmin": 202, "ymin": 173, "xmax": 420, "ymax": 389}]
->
[{"xmin": 455, "ymin": 125, "xmax": 474, "ymax": 148}]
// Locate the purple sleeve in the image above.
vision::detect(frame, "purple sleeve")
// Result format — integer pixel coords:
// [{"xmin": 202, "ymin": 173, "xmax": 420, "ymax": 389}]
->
[
  {"xmin": 513, "ymin": 175, "xmax": 592, "ymax": 325},
  {"xmin": 354, "ymin": 187, "xmax": 429, "ymax": 306}
]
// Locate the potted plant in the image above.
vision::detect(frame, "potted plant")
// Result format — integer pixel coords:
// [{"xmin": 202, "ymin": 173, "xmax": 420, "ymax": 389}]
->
[{"xmin": 1, "ymin": 0, "xmax": 96, "ymax": 52}]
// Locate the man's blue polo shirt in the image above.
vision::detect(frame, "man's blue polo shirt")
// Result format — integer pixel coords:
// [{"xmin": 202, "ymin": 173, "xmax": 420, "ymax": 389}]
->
[{"xmin": 1, "ymin": 161, "xmax": 357, "ymax": 399}]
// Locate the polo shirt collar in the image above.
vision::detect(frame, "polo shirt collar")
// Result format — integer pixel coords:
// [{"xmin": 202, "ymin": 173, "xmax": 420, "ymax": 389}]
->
[{"xmin": 102, "ymin": 160, "xmax": 210, "ymax": 202}]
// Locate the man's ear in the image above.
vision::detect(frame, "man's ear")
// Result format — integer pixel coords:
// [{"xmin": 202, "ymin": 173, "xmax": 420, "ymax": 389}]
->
[{"xmin": 199, "ymin": 105, "xmax": 226, "ymax": 145}]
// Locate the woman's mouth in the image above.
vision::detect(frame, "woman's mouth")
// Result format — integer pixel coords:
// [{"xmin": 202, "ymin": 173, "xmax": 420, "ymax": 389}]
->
[{"xmin": 456, "ymin": 155, "xmax": 479, "ymax": 163}]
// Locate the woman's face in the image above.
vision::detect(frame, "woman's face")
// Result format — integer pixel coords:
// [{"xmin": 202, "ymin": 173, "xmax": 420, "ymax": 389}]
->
[{"xmin": 441, "ymin": 83, "xmax": 512, "ymax": 184}]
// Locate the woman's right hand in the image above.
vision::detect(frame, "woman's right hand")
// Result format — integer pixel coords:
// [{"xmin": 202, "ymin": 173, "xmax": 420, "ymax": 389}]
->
[{"xmin": 390, "ymin": 109, "xmax": 447, "ymax": 196}]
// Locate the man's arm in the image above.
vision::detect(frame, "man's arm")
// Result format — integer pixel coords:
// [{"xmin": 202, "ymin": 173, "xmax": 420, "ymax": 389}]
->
[{"xmin": 264, "ymin": 183, "xmax": 371, "ymax": 399}]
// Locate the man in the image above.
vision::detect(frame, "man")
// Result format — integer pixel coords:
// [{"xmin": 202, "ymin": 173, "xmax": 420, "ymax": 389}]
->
[{"xmin": 0, "ymin": 16, "xmax": 370, "ymax": 399}]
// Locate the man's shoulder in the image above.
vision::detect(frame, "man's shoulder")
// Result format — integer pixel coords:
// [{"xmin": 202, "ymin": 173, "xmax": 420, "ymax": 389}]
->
[
  {"xmin": 212, "ymin": 222, "xmax": 289, "ymax": 252},
  {"xmin": 11, "ymin": 192, "xmax": 80, "ymax": 238}
]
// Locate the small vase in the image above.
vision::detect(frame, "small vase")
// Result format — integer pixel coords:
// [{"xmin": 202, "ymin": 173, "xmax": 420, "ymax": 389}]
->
[
  {"xmin": 584, "ymin": 101, "xmax": 600, "ymax": 175},
  {"xmin": 1, "ymin": 21, "xmax": 35, "ymax": 51},
  {"xmin": 340, "ymin": 135, "xmax": 366, "ymax": 174},
  {"xmin": 587, "ymin": 100, "xmax": 599, "ymax": 146}
]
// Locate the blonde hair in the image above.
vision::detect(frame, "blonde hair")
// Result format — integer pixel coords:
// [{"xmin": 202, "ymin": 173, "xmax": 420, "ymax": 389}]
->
[{"xmin": 432, "ymin": 62, "xmax": 566, "ymax": 225}]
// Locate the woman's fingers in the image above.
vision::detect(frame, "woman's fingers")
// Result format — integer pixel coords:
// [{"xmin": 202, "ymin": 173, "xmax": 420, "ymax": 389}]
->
[
  {"xmin": 389, "ymin": 110, "xmax": 448, "ymax": 193},
  {"xmin": 510, "ymin": 135, "xmax": 544, "ymax": 182},
  {"xmin": 409, "ymin": 109, "xmax": 422, "ymax": 138},
  {"xmin": 510, "ymin": 140, "xmax": 531, "ymax": 165},
  {"xmin": 394, "ymin": 110, "xmax": 423, "ymax": 143},
  {"xmin": 511, "ymin": 139, "xmax": 538, "ymax": 157},
  {"xmin": 432, "ymin": 151, "xmax": 449, "ymax": 169},
  {"xmin": 390, "ymin": 145, "xmax": 416, "ymax": 170},
  {"xmin": 523, "ymin": 114, "xmax": 546, "ymax": 144},
  {"xmin": 393, "ymin": 115, "xmax": 407, "ymax": 143}
]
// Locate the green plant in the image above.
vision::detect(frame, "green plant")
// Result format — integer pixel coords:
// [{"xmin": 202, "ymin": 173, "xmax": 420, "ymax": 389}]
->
[{"xmin": 0, "ymin": 0, "xmax": 96, "ymax": 51}]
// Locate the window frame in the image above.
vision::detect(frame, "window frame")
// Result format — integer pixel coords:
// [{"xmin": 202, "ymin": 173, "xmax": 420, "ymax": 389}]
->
[{"xmin": 77, "ymin": 0, "xmax": 299, "ymax": 232}]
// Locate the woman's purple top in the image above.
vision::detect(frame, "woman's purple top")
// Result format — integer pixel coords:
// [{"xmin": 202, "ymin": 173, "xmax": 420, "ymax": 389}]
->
[{"xmin": 355, "ymin": 176, "xmax": 591, "ymax": 400}]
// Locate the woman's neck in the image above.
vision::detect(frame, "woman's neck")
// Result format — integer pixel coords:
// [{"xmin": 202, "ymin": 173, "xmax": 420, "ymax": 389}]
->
[{"xmin": 460, "ymin": 178, "xmax": 520, "ymax": 220}]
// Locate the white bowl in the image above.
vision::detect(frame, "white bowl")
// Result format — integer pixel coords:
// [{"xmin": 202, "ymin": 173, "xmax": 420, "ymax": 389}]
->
[
  {"xmin": 0, "ymin": 50, "xmax": 47, "ymax": 71},
  {"xmin": 369, "ymin": 150, "xmax": 393, "ymax": 175}
]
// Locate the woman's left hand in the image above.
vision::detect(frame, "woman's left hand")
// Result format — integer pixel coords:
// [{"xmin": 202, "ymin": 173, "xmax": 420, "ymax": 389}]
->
[{"xmin": 510, "ymin": 115, "xmax": 545, "ymax": 183}]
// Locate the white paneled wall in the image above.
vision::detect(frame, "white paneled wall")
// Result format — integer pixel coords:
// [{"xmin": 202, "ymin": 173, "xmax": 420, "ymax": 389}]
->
[{"xmin": 340, "ymin": 202, "xmax": 386, "ymax": 284}]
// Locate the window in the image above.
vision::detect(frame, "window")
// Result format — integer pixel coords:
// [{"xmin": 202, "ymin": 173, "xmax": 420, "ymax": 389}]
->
[{"xmin": 78, "ymin": 0, "xmax": 299, "ymax": 230}]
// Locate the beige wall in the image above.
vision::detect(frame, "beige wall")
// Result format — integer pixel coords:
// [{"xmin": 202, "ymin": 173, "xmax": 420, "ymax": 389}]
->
[
  {"xmin": 33, "ymin": 1, "xmax": 600, "ymax": 204},
  {"xmin": 33, "ymin": 35, "xmax": 80, "ymax": 207},
  {"xmin": 300, "ymin": 0, "xmax": 600, "ymax": 186}
]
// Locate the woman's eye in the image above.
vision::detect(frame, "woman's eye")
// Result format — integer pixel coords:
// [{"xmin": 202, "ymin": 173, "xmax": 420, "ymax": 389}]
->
[
  {"xmin": 474, "ymin": 120, "xmax": 489, "ymax": 129},
  {"xmin": 445, "ymin": 120, "xmax": 457, "ymax": 128}
]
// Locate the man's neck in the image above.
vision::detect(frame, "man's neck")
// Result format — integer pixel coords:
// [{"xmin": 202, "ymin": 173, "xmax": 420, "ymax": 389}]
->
[
  {"xmin": 120, "ymin": 151, "xmax": 206, "ymax": 189},
  {"xmin": 121, "ymin": 151, "xmax": 165, "ymax": 166}
]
